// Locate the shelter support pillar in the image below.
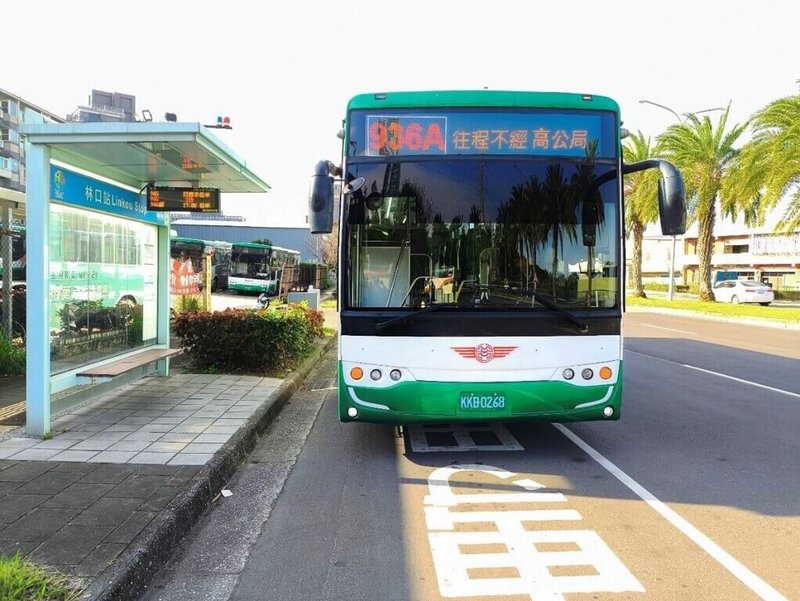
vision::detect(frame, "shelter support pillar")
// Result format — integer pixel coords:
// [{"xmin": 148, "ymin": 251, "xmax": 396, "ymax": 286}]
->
[
  {"xmin": 156, "ymin": 224, "xmax": 171, "ymax": 376},
  {"xmin": 25, "ymin": 142, "xmax": 51, "ymax": 437}
]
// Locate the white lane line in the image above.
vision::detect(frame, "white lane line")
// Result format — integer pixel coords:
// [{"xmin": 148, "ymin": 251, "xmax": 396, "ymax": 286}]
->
[
  {"xmin": 628, "ymin": 349, "xmax": 800, "ymax": 399},
  {"xmin": 637, "ymin": 322, "xmax": 698, "ymax": 335},
  {"xmin": 553, "ymin": 423, "xmax": 788, "ymax": 601}
]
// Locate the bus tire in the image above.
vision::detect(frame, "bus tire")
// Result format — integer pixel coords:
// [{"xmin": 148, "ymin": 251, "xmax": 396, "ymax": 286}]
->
[{"xmin": 116, "ymin": 296, "xmax": 137, "ymax": 326}]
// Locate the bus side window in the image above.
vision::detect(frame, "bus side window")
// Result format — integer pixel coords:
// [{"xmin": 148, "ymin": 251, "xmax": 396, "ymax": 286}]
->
[{"xmin": 348, "ymin": 197, "xmax": 366, "ymax": 225}]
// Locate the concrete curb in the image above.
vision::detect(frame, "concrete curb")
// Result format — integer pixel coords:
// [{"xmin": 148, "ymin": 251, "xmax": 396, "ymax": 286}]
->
[
  {"xmin": 83, "ymin": 334, "xmax": 336, "ymax": 601},
  {"xmin": 624, "ymin": 304, "xmax": 800, "ymax": 330}
]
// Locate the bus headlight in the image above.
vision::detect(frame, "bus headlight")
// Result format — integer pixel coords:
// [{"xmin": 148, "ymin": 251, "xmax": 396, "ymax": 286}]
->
[
  {"xmin": 370, "ymin": 369, "xmax": 382, "ymax": 381},
  {"xmin": 389, "ymin": 369, "xmax": 402, "ymax": 381},
  {"xmin": 562, "ymin": 368, "xmax": 575, "ymax": 380},
  {"xmin": 581, "ymin": 368, "xmax": 594, "ymax": 380}
]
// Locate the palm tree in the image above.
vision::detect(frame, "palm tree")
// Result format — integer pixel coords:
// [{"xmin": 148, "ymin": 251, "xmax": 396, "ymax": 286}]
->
[
  {"xmin": 523, "ymin": 176, "xmax": 547, "ymax": 289},
  {"xmin": 656, "ymin": 105, "xmax": 749, "ymax": 301},
  {"xmin": 541, "ymin": 165, "xmax": 578, "ymax": 297},
  {"xmin": 622, "ymin": 131, "xmax": 660, "ymax": 298},
  {"xmin": 502, "ymin": 183, "xmax": 529, "ymax": 286},
  {"xmin": 723, "ymin": 94, "xmax": 800, "ymax": 231},
  {"xmin": 571, "ymin": 140, "xmax": 604, "ymax": 300}
]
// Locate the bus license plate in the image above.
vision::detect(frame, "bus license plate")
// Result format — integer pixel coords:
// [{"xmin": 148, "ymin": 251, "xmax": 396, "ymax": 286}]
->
[{"xmin": 458, "ymin": 393, "xmax": 507, "ymax": 413}]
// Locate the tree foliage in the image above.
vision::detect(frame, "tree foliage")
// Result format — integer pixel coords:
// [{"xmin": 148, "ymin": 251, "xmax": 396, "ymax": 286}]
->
[
  {"xmin": 723, "ymin": 94, "xmax": 800, "ymax": 231},
  {"xmin": 655, "ymin": 105, "xmax": 749, "ymax": 301},
  {"xmin": 622, "ymin": 131, "xmax": 660, "ymax": 297}
]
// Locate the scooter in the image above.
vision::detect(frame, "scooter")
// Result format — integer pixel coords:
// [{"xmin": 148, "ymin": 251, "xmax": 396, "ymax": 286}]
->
[{"xmin": 254, "ymin": 293, "xmax": 270, "ymax": 310}]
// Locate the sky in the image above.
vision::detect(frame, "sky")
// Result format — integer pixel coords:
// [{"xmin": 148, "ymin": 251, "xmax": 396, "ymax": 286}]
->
[{"xmin": 4, "ymin": 0, "xmax": 798, "ymax": 227}]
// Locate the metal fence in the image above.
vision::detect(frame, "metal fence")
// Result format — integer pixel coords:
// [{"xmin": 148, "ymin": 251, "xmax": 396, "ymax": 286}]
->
[{"xmin": 0, "ymin": 223, "xmax": 25, "ymax": 341}]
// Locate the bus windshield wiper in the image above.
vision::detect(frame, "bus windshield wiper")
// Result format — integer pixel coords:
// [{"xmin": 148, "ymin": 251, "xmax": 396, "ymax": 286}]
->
[
  {"xmin": 490, "ymin": 285, "xmax": 589, "ymax": 333},
  {"xmin": 375, "ymin": 302, "xmax": 455, "ymax": 333}
]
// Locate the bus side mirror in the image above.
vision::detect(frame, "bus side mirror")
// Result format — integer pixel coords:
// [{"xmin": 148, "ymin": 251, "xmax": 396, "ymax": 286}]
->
[
  {"xmin": 658, "ymin": 166, "xmax": 687, "ymax": 236},
  {"xmin": 309, "ymin": 161, "xmax": 335, "ymax": 234},
  {"xmin": 623, "ymin": 158, "xmax": 687, "ymax": 236}
]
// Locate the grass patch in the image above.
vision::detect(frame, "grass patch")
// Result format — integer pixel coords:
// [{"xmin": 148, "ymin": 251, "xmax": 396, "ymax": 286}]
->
[
  {"xmin": 320, "ymin": 298, "xmax": 337, "ymax": 309},
  {"xmin": 625, "ymin": 295, "xmax": 800, "ymax": 324},
  {"xmin": 0, "ymin": 333, "xmax": 25, "ymax": 377},
  {"xmin": 0, "ymin": 553, "xmax": 82, "ymax": 600}
]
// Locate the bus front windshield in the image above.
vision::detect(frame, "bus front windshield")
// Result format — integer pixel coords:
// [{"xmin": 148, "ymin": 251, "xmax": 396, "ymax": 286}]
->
[
  {"xmin": 344, "ymin": 158, "xmax": 620, "ymax": 311},
  {"xmin": 231, "ymin": 248, "xmax": 270, "ymax": 279}
]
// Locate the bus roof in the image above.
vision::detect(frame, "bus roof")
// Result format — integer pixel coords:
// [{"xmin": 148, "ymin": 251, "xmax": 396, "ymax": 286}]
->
[
  {"xmin": 170, "ymin": 236, "xmax": 205, "ymax": 246},
  {"xmin": 347, "ymin": 90, "xmax": 620, "ymax": 113},
  {"xmin": 232, "ymin": 241, "xmax": 271, "ymax": 249},
  {"xmin": 270, "ymin": 246, "xmax": 300, "ymax": 254}
]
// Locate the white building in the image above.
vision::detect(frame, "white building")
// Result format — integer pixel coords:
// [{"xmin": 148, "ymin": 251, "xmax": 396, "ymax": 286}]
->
[{"xmin": 632, "ymin": 201, "xmax": 800, "ymax": 291}]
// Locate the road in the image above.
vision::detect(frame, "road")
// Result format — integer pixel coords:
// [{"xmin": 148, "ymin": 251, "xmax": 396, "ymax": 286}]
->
[
  {"xmin": 139, "ymin": 311, "xmax": 799, "ymax": 601},
  {"xmin": 209, "ymin": 291, "xmax": 260, "ymax": 311}
]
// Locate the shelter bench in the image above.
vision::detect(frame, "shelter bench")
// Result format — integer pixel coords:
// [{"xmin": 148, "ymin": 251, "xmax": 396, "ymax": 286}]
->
[{"xmin": 76, "ymin": 348, "xmax": 183, "ymax": 384}]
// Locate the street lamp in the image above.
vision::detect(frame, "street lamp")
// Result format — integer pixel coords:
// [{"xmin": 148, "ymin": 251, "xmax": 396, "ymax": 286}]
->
[
  {"xmin": 638, "ymin": 99, "xmax": 723, "ymax": 301},
  {"xmin": 639, "ymin": 99, "xmax": 724, "ymax": 123},
  {"xmin": 638, "ymin": 99, "xmax": 681, "ymax": 121}
]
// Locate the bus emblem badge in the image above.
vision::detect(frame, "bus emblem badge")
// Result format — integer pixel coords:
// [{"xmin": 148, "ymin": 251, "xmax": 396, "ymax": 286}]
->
[{"xmin": 452, "ymin": 344, "xmax": 517, "ymax": 363}]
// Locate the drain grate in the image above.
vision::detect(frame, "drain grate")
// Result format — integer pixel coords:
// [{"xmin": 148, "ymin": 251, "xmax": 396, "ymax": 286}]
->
[{"xmin": 407, "ymin": 422, "xmax": 523, "ymax": 452}]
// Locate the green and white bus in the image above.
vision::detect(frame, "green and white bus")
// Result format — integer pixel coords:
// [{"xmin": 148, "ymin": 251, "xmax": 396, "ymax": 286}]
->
[
  {"xmin": 204, "ymin": 240, "xmax": 232, "ymax": 292},
  {"xmin": 227, "ymin": 242, "xmax": 300, "ymax": 295},
  {"xmin": 309, "ymin": 90, "xmax": 686, "ymax": 425}
]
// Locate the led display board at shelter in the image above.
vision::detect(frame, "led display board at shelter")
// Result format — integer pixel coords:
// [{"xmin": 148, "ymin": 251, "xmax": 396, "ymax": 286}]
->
[{"xmin": 146, "ymin": 186, "xmax": 220, "ymax": 213}]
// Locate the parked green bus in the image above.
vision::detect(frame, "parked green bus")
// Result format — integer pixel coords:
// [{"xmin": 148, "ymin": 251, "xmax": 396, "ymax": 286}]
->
[
  {"xmin": 309, "ymin": 89, "xmax": 687, "ymax": 425},
  {"xmin": 228, "ymin": 242, "xmax": 300, "ymax": 295}
]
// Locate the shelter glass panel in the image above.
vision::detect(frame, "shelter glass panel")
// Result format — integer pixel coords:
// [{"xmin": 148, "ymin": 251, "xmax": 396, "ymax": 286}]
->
[{"xmin": 49, "ymin": 204, "xmax": 158, "ymax": 374}]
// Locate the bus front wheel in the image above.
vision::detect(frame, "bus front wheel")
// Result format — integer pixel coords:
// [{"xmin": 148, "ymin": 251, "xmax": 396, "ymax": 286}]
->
[{"xmin": 116, "ymin": 297, "xmax": 137, "ymax": 326}]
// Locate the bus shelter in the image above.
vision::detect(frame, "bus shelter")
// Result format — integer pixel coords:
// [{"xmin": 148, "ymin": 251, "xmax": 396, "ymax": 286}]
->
[{"xmin": 20, "ymin": 122, "xmax": 269, "ymax": 436}]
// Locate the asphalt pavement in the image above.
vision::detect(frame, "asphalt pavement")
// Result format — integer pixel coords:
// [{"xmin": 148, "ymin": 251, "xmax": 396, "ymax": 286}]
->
[{"xmin": 0, "ymin": 293, "xmax": 795, "ymax": 599}]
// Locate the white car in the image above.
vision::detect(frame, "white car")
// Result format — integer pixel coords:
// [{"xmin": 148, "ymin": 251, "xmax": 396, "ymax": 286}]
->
[{"xmin": 712, "ymin": 279, "xmax": 774, "ymax": 305}]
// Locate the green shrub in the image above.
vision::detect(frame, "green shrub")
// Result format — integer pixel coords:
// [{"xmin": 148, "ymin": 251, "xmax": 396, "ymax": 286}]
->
[
  {"xmin": 127, "ymin": 304, "xmax": 144, "ymax": 346},
  {"xmin": 0, "ymin": 332, "xmax": 25, "ymax": 376},
  {"xmin": 174, "ymin": 295, "xmax": 202, "ymax": 313},
  {"xmin": 173, "ymin": 303, "xmax": 324, "ymax": 373},
  {"xmin": 638, "ymin": 282, "xmax": 691, "ymax": 293}
]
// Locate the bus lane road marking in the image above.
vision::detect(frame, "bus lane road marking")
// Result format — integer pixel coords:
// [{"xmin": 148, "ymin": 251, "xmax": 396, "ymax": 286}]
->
[
  {"xmin": 554, "ymin": 423, "xmax": 788, "ymax": 601},
  {"xmin": 628, "ymin": 349, "xmax": 800, "ymax": 399},
  {"xmin": 424, "ymin": 464, "xmax": 643, "ymax": 600}
]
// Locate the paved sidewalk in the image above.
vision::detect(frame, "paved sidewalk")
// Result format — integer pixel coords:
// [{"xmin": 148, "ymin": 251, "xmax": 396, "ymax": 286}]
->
[
  {"xmin": 0, "ymin": 335, "xmax": 335, "ymax": 601},
  {"xmin": 0, "ymin": 374, "xmax": 282, "ymax": 465}
]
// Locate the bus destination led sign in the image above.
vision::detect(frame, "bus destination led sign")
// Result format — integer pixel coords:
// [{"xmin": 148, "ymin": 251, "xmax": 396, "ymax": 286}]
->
[
  {"xmin": 146, "ymin": 186, "xmax": 220, "ymax": 213},
  {"xmin": 359, "ymin": 111, "xmax": 607, "ymax": 158}
]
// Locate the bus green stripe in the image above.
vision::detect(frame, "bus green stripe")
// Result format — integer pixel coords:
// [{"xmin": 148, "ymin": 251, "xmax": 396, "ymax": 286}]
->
[{"xmin": 338, "ymin": 361, "xmax": 624, "ymax": 424}]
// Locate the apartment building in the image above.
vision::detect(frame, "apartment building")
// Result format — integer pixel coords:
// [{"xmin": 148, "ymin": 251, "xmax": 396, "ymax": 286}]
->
[{"xmin": 1, "ymin": 88, "xmax": 64, "ymax": 197}]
